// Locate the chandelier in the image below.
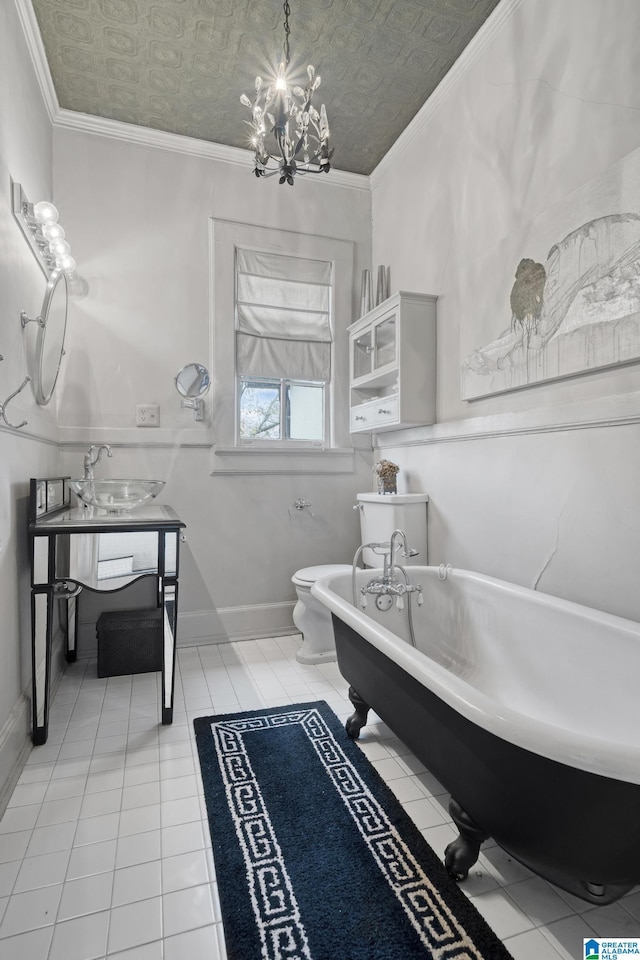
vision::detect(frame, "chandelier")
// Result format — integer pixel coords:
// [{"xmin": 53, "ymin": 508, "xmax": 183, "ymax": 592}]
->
[{"xmin": 240, "ymin": 0, "xmax": 333, "ymax": 185}]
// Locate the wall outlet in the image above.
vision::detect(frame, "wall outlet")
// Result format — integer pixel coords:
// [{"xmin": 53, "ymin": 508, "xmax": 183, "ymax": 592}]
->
[{"xmin": 136, "ymin": 404, "xmax": 160, "ymax": 427}]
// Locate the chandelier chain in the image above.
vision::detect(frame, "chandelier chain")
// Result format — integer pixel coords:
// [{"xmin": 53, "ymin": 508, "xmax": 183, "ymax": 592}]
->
[{"xmin": 282, "ymin": 0, "xmax": 291, "ymax": 65}]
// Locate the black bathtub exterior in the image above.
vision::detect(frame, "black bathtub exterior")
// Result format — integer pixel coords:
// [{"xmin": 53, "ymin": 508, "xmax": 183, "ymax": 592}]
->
[{"xmin": 332, "ymin": 613, "xmax": 640, "ymax": 905}]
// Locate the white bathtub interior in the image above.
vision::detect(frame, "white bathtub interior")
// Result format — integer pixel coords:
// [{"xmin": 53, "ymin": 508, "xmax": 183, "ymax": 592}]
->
[{"xmin": 313, "ymin": 566, "xmax": 640, "ymax": 784}]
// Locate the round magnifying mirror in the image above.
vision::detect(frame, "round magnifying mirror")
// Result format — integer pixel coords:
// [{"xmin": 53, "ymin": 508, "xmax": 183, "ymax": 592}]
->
[
  {"xmin": 21, "ymin": 268, "xmax": 69, "ymax": 405},
  {"xmin": 175, "ymin": 363, "xmax": 210, "ymax": 399}
]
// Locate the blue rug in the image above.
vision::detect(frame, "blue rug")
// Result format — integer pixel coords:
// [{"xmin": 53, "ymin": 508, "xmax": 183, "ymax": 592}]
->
[{"xmin": 194, "ymin": 701, "xmax": 513, "ymax": 960}]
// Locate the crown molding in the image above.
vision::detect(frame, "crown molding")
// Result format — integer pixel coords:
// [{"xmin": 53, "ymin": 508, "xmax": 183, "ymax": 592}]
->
[
  {"xmin": 54, "ymin": 109, "xmax": 371, "ymax": 191},
  {"xmin": 14, "ymin": 0, "xmax": 59, "ymax": 122},
  {"xmin": 370, "ymin": 0, "xmax": 525, "ymax": 190}
]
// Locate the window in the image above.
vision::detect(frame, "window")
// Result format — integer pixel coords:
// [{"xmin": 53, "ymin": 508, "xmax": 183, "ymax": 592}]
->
[
  {"xmin": 239, "ymin": 379, "xmax": 324, "ymax": 440},
  {"xmin": 235, "ymin": 247, "xmax": 332, "ymax": 445},
  {"xmin": 210, "ymin": 220, "xmax": 354, "ymax": 475}
]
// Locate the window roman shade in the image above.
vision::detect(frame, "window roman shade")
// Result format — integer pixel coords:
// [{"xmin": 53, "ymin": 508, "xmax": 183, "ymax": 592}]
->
[{"xmin": 235, "ymin": 248, "xmax": 333, "ymax": 382}]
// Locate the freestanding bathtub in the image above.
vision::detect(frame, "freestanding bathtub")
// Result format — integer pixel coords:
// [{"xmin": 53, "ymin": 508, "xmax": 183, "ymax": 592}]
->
[{"xmin": 312, "ymin": 565, "xmax": 640, "ymax": 905}]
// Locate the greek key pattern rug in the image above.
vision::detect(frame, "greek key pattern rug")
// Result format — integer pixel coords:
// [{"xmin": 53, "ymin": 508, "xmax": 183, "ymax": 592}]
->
[{"xmin": 194, "ymin": 701, "xmax": 513, "ymax": 960}]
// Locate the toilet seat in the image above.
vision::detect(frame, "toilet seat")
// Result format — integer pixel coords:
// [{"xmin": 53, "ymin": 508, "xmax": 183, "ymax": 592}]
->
[{"xmin": 292, "ymin": 564, "xmax": 351, "ymax": 587}]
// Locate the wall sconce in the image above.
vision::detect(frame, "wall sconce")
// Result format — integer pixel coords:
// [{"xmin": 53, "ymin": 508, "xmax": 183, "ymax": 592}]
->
[{"xmin": 11, "ymin": 178, "xmax": 87, "ymax": 296}]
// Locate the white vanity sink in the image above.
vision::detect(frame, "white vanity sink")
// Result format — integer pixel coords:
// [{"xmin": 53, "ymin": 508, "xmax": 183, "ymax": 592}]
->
[{"xmin": 68, "ymin": 479, "xmax": 165, "ymax": 512}]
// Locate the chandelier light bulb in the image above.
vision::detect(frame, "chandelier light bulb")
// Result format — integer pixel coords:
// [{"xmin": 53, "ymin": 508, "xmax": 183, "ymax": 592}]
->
[
  {"xmin": 275, "ymin": 63, "xmax": 287, "ymax": 92},
  {"xmin": 33, "ymin": 200, "xmax": 59, "ymax": 225}
]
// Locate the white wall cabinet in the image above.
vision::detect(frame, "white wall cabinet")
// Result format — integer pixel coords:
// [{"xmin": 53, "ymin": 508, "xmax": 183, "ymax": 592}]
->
[{"xmin": 348, "ymin": 291, "xmax": 436, "ymax": 433}]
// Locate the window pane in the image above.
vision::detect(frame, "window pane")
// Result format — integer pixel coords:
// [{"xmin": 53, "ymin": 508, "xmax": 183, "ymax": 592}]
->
[
  {"xmin": 287, "ymin": 383, "xmax": 324, "ymax": 441},
  {"xmin": 239, "ymin": 380, "xmax": 280, "ymax": 438}
]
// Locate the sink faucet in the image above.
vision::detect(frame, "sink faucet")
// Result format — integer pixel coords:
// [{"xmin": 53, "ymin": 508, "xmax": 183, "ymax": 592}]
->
[{"xmin": 83, "ymin": 444, "xmax": 112, "ymax": 480}]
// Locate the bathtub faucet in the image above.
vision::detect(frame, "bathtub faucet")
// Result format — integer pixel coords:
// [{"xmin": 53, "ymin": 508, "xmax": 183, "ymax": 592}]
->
[
  {"xmin": 359, "ymin": 531, "xmax": 423, "ymax": 611},
  {"xmin": 385, "ymin": 529, "xmax": 419, "ymax": 580},
  {"xmin": 360, "ymin": 577, "xmax": 423, "ymax": 611}
]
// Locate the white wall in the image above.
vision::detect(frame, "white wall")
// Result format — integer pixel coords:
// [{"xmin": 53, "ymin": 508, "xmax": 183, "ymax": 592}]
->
[
  {"xmin": 372, "ymin": 0, "xmax": 640, "ymax": 621},
  {"xmin": 53, "ymin": 130, "xmax": 374, "ymax": 644},
  {"xmin": 0, "ymin": 0, "xmax": 61, "ymax": 805}
]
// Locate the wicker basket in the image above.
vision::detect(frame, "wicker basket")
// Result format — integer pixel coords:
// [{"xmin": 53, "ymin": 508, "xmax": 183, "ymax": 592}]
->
[{"xmin": 96, "ymin": 607, "xmax": 163, "ymax": 678}]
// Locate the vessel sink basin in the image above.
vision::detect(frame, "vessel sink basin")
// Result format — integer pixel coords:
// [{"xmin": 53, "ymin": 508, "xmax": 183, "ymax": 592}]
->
[{"xmin": 68, "ymin": 479, "xmax": 165, "ymax": 512}]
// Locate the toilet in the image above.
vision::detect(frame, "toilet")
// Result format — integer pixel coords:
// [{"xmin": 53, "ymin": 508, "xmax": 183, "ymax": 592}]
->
[{"xmin": 292, "ymin": 493, "xmax": 428, "ymax": 664}]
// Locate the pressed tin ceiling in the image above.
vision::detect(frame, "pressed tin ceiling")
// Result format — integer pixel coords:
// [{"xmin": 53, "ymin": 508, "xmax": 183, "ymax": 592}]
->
[{"xmin": 30, "ymin": 0, "xmax": 501, "ymax": 177}]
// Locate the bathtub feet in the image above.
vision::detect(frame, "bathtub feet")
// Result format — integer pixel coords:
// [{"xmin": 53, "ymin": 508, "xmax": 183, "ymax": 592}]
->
[
  {"xmin": 445, "ymin": 799, "xmax": 489, "ymax": 881},
  {"xmin": 345, "ymin": 686, "xmax": 370, "ymax": 739}
]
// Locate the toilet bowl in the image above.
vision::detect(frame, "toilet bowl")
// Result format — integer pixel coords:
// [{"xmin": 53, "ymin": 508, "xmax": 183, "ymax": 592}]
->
[
  {"xmin": 292, "ymin": 564, "xmax": 352, "ymax": 664},
  {"xmin": 292, "ymin": 493, "xmax": 429, "ymax": 665}
]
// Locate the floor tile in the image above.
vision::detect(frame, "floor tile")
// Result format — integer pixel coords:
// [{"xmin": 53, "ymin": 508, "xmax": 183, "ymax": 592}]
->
[
  {"xmin": 115, "ymin": 830, "xmax": 162, "ymax": 870},
  {"xmin": 48, "ymin": 909, "xmax": 110, "ymax": 960},
  {"xmin": 507, "ymin": 876, "xmax": 576, "ymax": 926},
  {"xmin": 163, "ymin": 922, "xmax": 223, "ymax": 960},
  {"xmin": 57, "ymin": 871, "xmax": 115, "ymax": 920},
  {"xmin": 112, "ymin": 860, "xmax": 162, "ymax": 907},
  {"xmin": 0, "ymin": 805, "xmax": 41, "ymax": 834},
  {"xmin": 0, "ymin": 882, "xmax": 63, "ymax": 937},
  {"xmin": 161, "ymin": 849, "xmax": 210, "ymax": 894},
  {"xmin": 107, "ymin": 939, "xmax": 163, "ymax": 959},
  {"xmin": 0, "ymin": 925, "xmax": 54, "ymax": 959},
  {"xmin": 7, "ymin": 782, "xmax": 48, "ymax": 808},
  {"xmin": 162, "ymin": 883, "xmax": 215, "ymax": 937},
  {"xmin": 470, "ymin": 888, "xmax": 536, "ymax": 940},
  {"xmin": 66, "ymin": 839, "xmax": 117, "ymax": 880},
  {"xmin": 13, "ymin": 849, "xmax": 71, "ymax": 893},
  {"xmin": 73, "ymin": 811, "xmax": 120, "ymax": 846},
  {"xmin": 25, "ymin": 821, "xmax": 76, "ymax": 858},
  {"xmin": 107, "ymin": 896, "xmax": 163, "ymax": 954},
  {"xmin": 582, "ymin": 900, "xmax": 640, "ymax": 937},
  {"xmin": 79, "ymin": 788, "xmax": 122, "ymax": 819},
  {"xmin": 504, "ymin": 926, "xmax": 563, "ymax": 959},
  {"xmin": 541, "ymin": 913, "xmax": 600, "ymax": 959}
]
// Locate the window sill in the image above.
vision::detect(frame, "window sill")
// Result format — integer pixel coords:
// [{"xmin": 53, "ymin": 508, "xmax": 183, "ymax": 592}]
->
[{"xmin": 211, "ymin": 445, "xmax": 356, "ymax": 476}]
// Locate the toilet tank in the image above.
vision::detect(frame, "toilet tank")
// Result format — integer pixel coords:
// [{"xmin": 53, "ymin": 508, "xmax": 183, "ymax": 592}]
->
[{"xmin": 356, "ymin": 493, "xmax": 428, "ymax": 567}]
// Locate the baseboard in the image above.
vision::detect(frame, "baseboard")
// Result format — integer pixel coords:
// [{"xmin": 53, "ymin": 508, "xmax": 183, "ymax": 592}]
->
[
  {"xmin": 0, "ymin": 627, "xmax": 67, "ymax": 815},
  {"xmin": 74, "ymin": 601, "xmax": 297, "ymax": 658},
  {"xmin": 178, "ymin": 602, "xmax": 296, "ymax": 645},
  {"xmin": 0, "ymin": 695, "xmax": 31, "ymax": 818}
]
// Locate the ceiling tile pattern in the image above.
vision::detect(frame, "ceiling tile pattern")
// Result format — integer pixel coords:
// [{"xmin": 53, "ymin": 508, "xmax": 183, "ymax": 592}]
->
[{"xmin": 31, "ymin": 0, "xmax": 501, "ymax": 175}]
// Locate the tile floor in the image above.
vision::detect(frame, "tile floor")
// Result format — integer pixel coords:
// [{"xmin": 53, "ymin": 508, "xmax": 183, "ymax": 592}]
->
[{"xmin": 1, "ymin": 635, "xmax": 639, "ymax": 960}]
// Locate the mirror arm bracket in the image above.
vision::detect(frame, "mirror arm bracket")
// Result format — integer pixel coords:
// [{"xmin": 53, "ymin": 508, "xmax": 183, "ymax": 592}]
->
[
  {"xmin": 21, "ymin": 311, "xmax": 45, "ymax": 328},
  {"xmin": 181, "ymin": 397, "xmax": 205, "ymax": 421}
]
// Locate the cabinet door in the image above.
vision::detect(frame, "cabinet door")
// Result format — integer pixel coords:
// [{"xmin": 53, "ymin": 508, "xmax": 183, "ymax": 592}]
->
[
  {"xmin": 373, "ymin": 313, "xmax": 396, "ymax": 370},
  {"xmin": 352, "ymin": 328, "xmax": 373, "ymax": 380}
]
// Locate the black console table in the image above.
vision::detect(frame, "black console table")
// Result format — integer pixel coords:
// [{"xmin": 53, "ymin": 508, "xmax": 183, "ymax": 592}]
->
[{"xmin": 28, "ymin": 478, "xmax": 186, "ymax": 744}]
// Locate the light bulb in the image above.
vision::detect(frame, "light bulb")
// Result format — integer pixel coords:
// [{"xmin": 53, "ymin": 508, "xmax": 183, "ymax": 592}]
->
[
  {"xmin": 49, "ymin": 239, "xmax": 70, "ymax": 257},
  {"xmin": 56, "ymin": 254, "xmax": 76, "ymax": 273},
  {"xmin": 275, "ymin": 62, "xmax": 287, "ymax": 92},
  {"xmin": 67, "ymin": 274, "xmax": 89, "ymax": 299},
  {"xmin": 33, "ymin": 201, "xmax": 59, "ymax": 225},
  {"xmin": 42, "ymin": 222, "xmax": 65, "ymax": 242}
]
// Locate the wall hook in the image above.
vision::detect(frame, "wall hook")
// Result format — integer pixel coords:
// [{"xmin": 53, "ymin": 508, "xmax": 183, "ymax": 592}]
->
[{"xmin": 0, "ymin": 375, "xmax": 31, "ymax": 429}]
